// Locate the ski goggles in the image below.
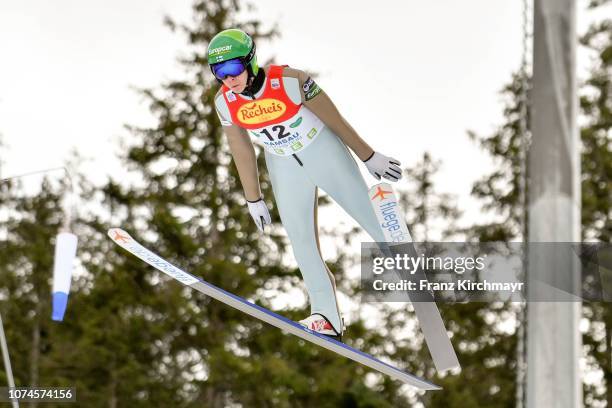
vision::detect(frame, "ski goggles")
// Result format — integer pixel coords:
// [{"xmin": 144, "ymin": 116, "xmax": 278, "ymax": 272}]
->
[{"xmin": 211, "ymin": 59, "xmax": 246, "ymax": 80}]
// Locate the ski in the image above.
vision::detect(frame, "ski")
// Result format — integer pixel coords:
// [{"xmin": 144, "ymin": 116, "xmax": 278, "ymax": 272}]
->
[
  {"xmin": 107, "ymin": 228, "xmax": 441, "ymax": 391},
  {"xmin": 369, "ymin": 183, "xmax": 460, "ymax": 372}
]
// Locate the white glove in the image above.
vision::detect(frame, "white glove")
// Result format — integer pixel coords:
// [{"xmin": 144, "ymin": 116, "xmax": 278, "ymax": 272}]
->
[
  {"xmin": 247, "ymin": 197, "xmax": 271, "ymax": 232},
  {"xmin": 363, "ymin": 151, "xmax": 402, "ymax": 182}
]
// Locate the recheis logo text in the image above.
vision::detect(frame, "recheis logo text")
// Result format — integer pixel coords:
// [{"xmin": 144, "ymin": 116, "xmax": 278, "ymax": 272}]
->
[{"xmin": 238, "ymin": 99, "xmax": 286, "ymax": 125}]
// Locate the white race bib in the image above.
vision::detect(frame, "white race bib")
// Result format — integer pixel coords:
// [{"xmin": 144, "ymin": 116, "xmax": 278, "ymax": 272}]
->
[{"xmin": 249, "ymin": 105, "xmax": 325, "ymax": 156}]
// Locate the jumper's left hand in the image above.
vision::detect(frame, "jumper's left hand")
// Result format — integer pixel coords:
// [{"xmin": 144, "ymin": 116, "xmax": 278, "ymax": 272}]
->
[{"xmin": 363, "ymin": 151, "xmax": 402, "ymax": 182}]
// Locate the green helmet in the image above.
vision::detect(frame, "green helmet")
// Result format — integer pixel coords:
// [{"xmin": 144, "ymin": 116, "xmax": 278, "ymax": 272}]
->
[{"xmin": 207, "ymin": 29, "xmax": 258, "ymax": 76}]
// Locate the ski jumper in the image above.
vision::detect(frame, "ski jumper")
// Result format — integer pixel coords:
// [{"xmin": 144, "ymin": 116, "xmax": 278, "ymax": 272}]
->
[{"xmin": 215, "ymin": 65, "xmax": 386, "ymax": 333}]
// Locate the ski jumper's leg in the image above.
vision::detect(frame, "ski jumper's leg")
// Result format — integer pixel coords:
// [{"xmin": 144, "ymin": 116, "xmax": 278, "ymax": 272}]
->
[
  {"xmin": 264, "ymin": 150, "xmax": 343, "ymax": 333},
  {"xmin": 299, "ymin": 128, "xmax": 387, "ymax": 245}
]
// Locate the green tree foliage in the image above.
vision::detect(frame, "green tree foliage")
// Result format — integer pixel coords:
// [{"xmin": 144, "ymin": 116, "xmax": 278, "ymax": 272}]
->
[
  {"xmin": 399, "ymin": 152, "xmax": 462, "ymax": 242},
  {"xmin": 465, "ymin": 71, "xmax": 529, "ymax": 244},
  {"xmin": 580, "ymin": 15, "xmax": 612, "ymax": 243},
  {"xmin": 579, "ymin": 3, "xmax": 612, "ymax": 405}
]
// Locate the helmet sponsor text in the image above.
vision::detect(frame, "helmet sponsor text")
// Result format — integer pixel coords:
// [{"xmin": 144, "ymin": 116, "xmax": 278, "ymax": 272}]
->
[{"xmin": 209, "ymin": 45, "xmax": 233, "ymax": 56}]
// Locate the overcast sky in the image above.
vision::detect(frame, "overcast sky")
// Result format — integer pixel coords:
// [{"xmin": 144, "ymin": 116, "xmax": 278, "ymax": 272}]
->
[{"xmin": 0, "ymin": 0, "xmax": 606, "ymax": 237}]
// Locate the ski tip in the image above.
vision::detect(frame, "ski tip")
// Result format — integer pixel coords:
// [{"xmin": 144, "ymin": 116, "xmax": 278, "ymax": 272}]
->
[
  {"xmin": 368, "ymin": 183, "xmax": 395, "ymax": 203},
  {"xmin": 368, "ymin": 181, "xmax": 392, "ymax": 192},
  {"xmin": 107, "ymin": 228, "xmax": 133, "ymax": 244}
]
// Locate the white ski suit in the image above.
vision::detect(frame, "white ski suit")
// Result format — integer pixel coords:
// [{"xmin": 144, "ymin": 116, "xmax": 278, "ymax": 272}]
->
[{"xmin": 215, "ymin": 65, "xmax": 399, "ymax": 333}]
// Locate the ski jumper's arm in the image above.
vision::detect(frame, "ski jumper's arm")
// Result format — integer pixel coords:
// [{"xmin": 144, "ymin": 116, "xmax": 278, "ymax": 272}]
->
[
  {"xmin": 282, "ymin": 67, "xmax": 375, "ymax": 161},
  {"xmin": 214, "ymin": 91, "xmax": 262, "ymax": 202},
  {"xmin": 224, "ymin": 125, "xmax": 262, "ymax": 201}
]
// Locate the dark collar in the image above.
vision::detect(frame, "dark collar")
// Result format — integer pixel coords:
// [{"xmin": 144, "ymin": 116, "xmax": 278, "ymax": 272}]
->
[{"xmin": 240, "ymin": 68, "xmax": 266, "ymax": 98}]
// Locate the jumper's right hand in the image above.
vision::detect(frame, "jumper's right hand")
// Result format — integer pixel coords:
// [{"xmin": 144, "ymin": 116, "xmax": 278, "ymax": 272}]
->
[{"xmin": 247, "ymin": 197, "xmax": 271, "ymax": 232}]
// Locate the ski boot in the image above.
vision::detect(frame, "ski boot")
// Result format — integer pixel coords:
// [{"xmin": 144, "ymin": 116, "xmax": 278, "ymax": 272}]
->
[{"xmin": 298, "ymin": 313, "xmax": 344, "ymax": 341}]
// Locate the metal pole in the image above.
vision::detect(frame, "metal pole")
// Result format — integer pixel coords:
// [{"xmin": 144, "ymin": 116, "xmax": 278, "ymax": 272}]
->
[
  {"xmin": 0, "ymin": 312, "xmax": 19, "ymax": 408},
  {"xmin": 526, "ymin": 0, "xmax": 582, "ymax": 407},
  {"xmin": 516, "ymin": 1, "xmax": 532, "ymax": 407}
]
